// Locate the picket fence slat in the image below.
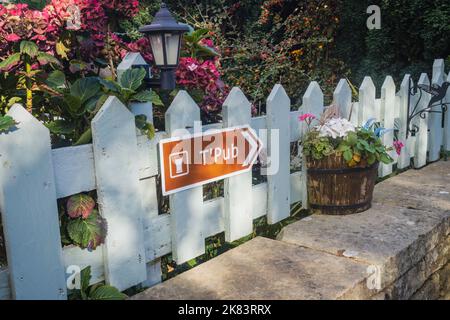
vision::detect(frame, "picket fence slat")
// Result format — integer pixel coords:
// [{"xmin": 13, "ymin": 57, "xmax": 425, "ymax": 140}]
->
[
  {"xmin": 0, "ymin": 105, "xmax": 67, "ymax": 300},
  {"xmin": 429, "ymin": 59, "xmax": 445, "ymax": 161},
  {"xmin": 334, "ymin": 79, "xmax": 352, "ymax": 119},
  {"xmin": 301, "ymin": 82, "xmax": 324, "ymax": 208},
  {"xmin": 92, "ymin": 96, "xmax": 147, "ymax": 291},
  {"xmin": 444, "ymin": 72, "xmax": 450, "ymax": 151},
  {"xmin": 0, "ymin": 268, "xmax": 10, "ymax": 300},
  {"xmin": 266, "ymin": 85, "xmax": 291, "ymax": 224},
  {"xmin": 414, "ymin": 74, "xmax": 431, "ymax": 168},
  {"xmin": 166, "ymin": 91, "xmax": 205, "ymax": 264},
  {"xmin": 397, "ymin": 75, "xmax": 411, "ymax": 169},
  {"xmin": 379, "ymin": 76, "xmax": 396, "ymax": 176},
  {"xmin": 359, "ymin": 76, "xmax": 377, "ymax": 124},
  {"xmin": 222, "ymin": 88, "xmax": 254, "ymax": 241}
]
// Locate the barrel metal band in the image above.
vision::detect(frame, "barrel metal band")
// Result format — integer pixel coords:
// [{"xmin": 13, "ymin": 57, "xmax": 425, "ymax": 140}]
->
[
  {"xmin": 307, "ymin": 163, "xmax": 378, "ymax": 175},
  {"xmin": 309, "ymin": 201, "xmax": 372, "ymax": 210}
]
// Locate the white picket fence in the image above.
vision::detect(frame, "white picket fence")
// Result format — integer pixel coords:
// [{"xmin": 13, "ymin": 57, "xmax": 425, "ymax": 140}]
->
[{"xmin": 0, "ymin": 54, "xmax": 449, "ymax": 299}]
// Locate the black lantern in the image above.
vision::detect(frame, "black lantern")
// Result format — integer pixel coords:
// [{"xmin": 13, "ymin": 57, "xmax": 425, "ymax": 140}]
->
[{"xmin": 139, "ymin": 3, "xmax": 190, "ymax": 90}]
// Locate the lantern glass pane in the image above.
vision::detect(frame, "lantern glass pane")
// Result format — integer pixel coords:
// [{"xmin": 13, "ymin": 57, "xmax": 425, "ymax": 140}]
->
[
  {"xmin": 149, "ymin": 34, "xmax": 164, "ymax": 66},
  {"xmin": 164, "ymin": 33, "xmax": 181, "ymax": 65}
]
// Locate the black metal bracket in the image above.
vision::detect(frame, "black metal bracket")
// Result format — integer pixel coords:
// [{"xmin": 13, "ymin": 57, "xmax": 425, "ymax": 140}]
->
[{"xmin": 407, "ymin": 78, "xmax": 450, "ymax": 138}]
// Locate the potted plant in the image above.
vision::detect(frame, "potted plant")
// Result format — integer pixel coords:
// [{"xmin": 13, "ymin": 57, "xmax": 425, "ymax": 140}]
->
[{"xmin": 300, "ymin": 107, "xmax": 403, "ymax": 215}]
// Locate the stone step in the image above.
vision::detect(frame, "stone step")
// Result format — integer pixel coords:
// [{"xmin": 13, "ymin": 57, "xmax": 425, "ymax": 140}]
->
[
  {"xmin": 278, "ymin": 161, "xmax": 450, "ymax": 299},
  {"xmin": 131, "ymin": 161, "xmax": 450, "ymax": 300},
  {"xmin": 131, "ymin": 237, "xmax": 370, "ymax": 300}
]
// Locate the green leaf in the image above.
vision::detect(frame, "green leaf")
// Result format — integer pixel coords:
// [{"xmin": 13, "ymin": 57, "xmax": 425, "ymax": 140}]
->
[
  {"xmin": 80, "ymin": 266, "xmax": 92, "ymax": 298},
  {"xmin": 99, "ymin": 78, "xmax": 121, "ymax": 93},
  {"xmin": 7, "ymin": 97, "xmax": 22, "ymax": 107},
  {"xmin": 343, "ymin": 149, "xmax": 353, "ymax": 161},
  {"xmin": 187, "ymin": 258, "xmax": 197, "ymax": 268},
  {"xmin": 196, "ymin": 45, "xmax": 220, "ymax": 58},
  {"xmin": 67, "ymin": 194, "xmax": 95, "ymax": 219},
  {"xmin": 70, "ymin": 77, "xmax": 101, "ymax": 104},
  {"xmin": 89, "ymin": 285, "xmax": 127, "ymax": 300},
  {"xmin": 63, "ymin": 94, "xmax": 83, "ymax": 116},
  {"xmin": 0, "ymin": 115, "xmax": 17, "ymax": 133},
  {"xmin": 367, "ymin": 153, "xmax": 376, "ymax": 165},
  {"xmin": 46, "ymin": 70, "xmax": 66, "ymax": 89},
  {"xmin": 37, "ymin": 52, "xmax": 61, "ymax": 66},
  {"xmin": 135, "ymin": 114, "xmax": 148, "ymax": 130},
  {"xmin": 74, "ymin": 128, "xmax": 92, "ymax": 145},
  {"xmin": 119, "ymin": 68, "xmax": 146, "ymax": 91},
  {"xmin": 46, "ymin": 120, "xmax": 76, "ymax": 135},
  {"xmin": 380, "ymin": 154, "xmax": 393, "ymax": 164},
  {"xmin": 20, "ymin": 41, "xmax": 39, "ymax": 58},
  {"xmin": 0, "ymin": 53, "xmax": 21, "ymax": 70},
  {"xmin": 337, "ymin": 144, "xmax": 350, "ymax": 152},
  {"xmin": 66, "ymin": 210, "xmax": 107, "ymax": 250},
  {"xmin": 346, "ymin": 132, "xmax": 358, "ymax": 146},
  {"xmin": 132, "ymin": 90, "xmax": 153, "ymax": 103}
]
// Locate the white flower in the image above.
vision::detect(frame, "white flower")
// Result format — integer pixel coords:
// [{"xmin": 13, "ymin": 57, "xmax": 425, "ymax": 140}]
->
[
  {"xmin": 187, "ymin": 64, "xmax": 198, "ymax": 71},
  {"xmin": 316, "ymin": 118, "xmax": 356, "ymax": 139}
]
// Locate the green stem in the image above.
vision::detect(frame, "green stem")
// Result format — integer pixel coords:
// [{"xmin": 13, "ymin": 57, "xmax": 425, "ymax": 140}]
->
[{"xmin": 25, "ymin": 60, "xmax": 33, "ymax": 113}]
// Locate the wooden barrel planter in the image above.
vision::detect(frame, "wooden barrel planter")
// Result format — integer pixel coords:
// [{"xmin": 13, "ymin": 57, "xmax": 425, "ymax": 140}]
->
[{"xmin": 306, "ymin": 153, "xmax": 379, "ymax": 215}]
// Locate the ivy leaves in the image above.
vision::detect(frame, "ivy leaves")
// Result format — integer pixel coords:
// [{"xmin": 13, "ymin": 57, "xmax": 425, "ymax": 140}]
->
[
  {"xmin": 64, "ymin": 194, "xmax": 107, "ymax": 252},
  {"xmin": 67, "ymin": 210, "xmax": 107, "ymax": 251},
  {"xmin": 0, "ymin": 115, "xmax": 17, "ymax": 133},
  {"xmin": 303, "ymin": 124, "xmax": 394, "ymax": 167},
  {"xmin": 337, "ymin": 130, "xmax": 393, "ymax": 167},
  {"xmin": 69, "ymin": 266, "xmax": 127, "ymax": 300}
]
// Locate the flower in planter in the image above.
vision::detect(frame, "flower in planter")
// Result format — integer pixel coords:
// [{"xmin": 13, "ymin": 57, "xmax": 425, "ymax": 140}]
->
[
  {"xmin": 393, "ymin": 140, "xmax": 405, "ymax": 155},
  {"xmin": 317, "ymin": 118, "xmax": 355, "ymax": 139},
  {"xmin": 298, "ymin": 113, "xmax": 316, "ymax": 122}
]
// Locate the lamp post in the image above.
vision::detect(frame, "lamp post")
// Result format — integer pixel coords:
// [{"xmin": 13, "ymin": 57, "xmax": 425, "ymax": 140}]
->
[{"xmin": 139, "ymin": 3, "xmax": 190, "ymax": 91}]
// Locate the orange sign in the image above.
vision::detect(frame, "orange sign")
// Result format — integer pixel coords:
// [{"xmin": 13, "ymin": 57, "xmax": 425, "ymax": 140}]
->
[{"xmin": 159, "ymin": 126, "xmax": 263, "ymax": 195}]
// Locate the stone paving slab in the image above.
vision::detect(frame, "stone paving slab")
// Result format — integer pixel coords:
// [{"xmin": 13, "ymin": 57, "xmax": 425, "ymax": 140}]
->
[
  {"xmin": 278, "ymin": 161, "xmax": 450, "ymax": 292},
  {"xmin": 132, "ymin": 161, "xmax": 450, "ymax": 300},
  {"xmin": 131, "ymin": 237, "xmax": 369, "ymax": 300}
]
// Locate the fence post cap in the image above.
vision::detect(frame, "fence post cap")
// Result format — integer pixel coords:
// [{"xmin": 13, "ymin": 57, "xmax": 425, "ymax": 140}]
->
[
  {"xmin": 268, "ymin": 84, "xmax": 289, "ymax": 104},
  {"xmin": 92, "ymin": 95, "xmax": 134, "ymax": 124}
]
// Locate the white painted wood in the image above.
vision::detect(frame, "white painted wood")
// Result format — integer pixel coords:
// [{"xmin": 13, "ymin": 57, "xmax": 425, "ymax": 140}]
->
[
  {"xmin": 0, "ymin": 104, "xmax": 67, "ymax": 300},
  {"xmin": 1, "ymin": 169, "xmax": 313, "ymax": 299},
  {"xmin": 266, "ymin": 84, "xmax": 291, "ymax": 224},
  {"xmin": 398, "ymin": 74, "xmax": 411, "ymax": 169},
  {"xmin": 414, "ymin": 73, "xmax": 431, "ymax": 168},
  {"xmin": 333, "ymin": 79, "xmax": 352, "ymax": 120},
  {"xmin": 379, "ymin": 76, "xmax": 396, "ymax": 176},
  {"xmin": 429, "ymin": 59, "xmax": 445, "ymax": 161},
  {"xmin": 290, "ymin": 171, "xmax": 304, "ymax": 204},
  {"xmin": 117, "ymin": 52, "xmax": 149, "ymax": 80},
  {"xmin": 52, "ymin": 145, "xmax": 96, "ymax": 198},
  {"xmin": 301, "ymin": 82, "xmax": 324, "ymax": 208},
  {"xmin": 144, "ymin": 214, "xmax": 171, "ymax": 261},
  {"xmin": 252, "ymin": 183, "xmax": 268, "ymax": 219},
  {"xmin": 350, "ymin": 102, "xmax": 360, "ymax": 126},
  {"xmin": 91, "ymin": 96, "xmax": 147, "ymax": 291},
  {"xmin": 445, "ymin": 72, "xmax": 450, "ymax": 151},
  {"xmin": 166, "ymin": 91, "xmax": 204, "ymax": 264},
  {"xmin": 222, "ymin": 88, "xmax": 254, "ymax": 241},
  {"xmin": 138, "ymin": 177, "xmax": 162, "ymax": 287},
  {"xmin": 0, "ymin": 268, "xmax": 10, "ymax": 300},
  {"xmin": 63, "ymin": 245, "xmax": 104, "ymax": 285},
  {"xmin": 144, "ymin": 260, "xmax": 161, "ymax": 288},
  {"xmin": 359, "ymin": 76, "xmax": 377, "ymax": 124}
]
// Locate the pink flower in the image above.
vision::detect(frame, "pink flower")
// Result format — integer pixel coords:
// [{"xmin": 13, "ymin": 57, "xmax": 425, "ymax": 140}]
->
[
  {"xmin": 298, "ymin": 113, "xmax": 316, "ymax": 122},
  {"xmin": 5, "ymin": 34, "xmax": 21, "ymax": 42},
  {"xmin": 393, "ymin": 140, "xmax": 404, "ymax": 155}
]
